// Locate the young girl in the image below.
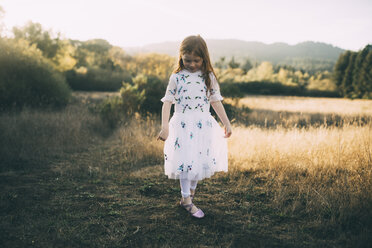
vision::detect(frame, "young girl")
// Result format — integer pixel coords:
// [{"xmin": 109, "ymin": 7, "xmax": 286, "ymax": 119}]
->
[{"xmin": 157, "ymin": 35, "xmax": 232, "ymax": 218}]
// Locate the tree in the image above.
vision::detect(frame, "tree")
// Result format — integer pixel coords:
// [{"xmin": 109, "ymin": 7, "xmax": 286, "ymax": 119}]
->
[
  {"xmin": 352, "ymin": 45, "xmax": 370, "ymax": 97},
  {"xmin": 13, "ymin": 21, "xmax": 60, "ymax": 58},
  {"xmin": 334, "ymin": 51, "xmax": 352, "ymax": 93},
  {"xmin": 13, "ymin": 21, "xmax": 76, "ymax": 71},
  {"xmin": 334, "ymin": 44, "xmax": 372, "ymax": 98},
  {"xmin": 214, "ymin": 56, "xmax": 226, "ymax": 69},
  {"xmin": 359, "ymin": 46, "xmax": 372, "ymax": 98},
  {"xmin": 256, "ymin": 61, "xmax": 274, "ymax": 81},
  {"xmin": 241, "ymin": 59, "xmax": 253, "ymax": 73},
  {"xmin": 228, "ymin": 56, "xmax": 240, "ymax": 69},
  {"xmin": 341, "ymin": 52, "xmax": 357, "ymax": 97}
]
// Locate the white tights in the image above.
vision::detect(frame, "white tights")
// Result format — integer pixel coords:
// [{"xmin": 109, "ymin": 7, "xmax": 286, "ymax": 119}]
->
[{"xmin": 180, "ymin": 178, "xmax": 198, "ymax": 198}]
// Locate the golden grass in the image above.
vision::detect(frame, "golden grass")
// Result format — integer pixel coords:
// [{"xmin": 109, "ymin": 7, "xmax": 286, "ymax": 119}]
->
[
  {"xmin": 117, "ymin": 115, "xmax": 163, "ymax": 166},
  {"xmin": 228, "ymin": 124, "xmax": 371, "ymax": 172},
  {"xmin": 226, "ymin": 95, "xmax": 372, "ymax": 115},
  {"xmin": 226, "ymin": 123, "xmax": 372, "ymax": 224},
  {"xmin": 0, "ymin": 104, "xmax": 111, "ymax": 171}
]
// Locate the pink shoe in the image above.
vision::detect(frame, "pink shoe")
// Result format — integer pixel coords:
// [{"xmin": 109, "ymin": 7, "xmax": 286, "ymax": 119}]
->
[{"xmin": 179, "ymin": 200, "xmax": 205, "ymax": 219}]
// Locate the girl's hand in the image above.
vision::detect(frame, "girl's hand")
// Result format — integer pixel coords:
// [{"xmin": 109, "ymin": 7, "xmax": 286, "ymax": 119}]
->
[
  {"xmin": 224, "ymin": 125, "xmax": 232, "ymax": 138},
  {"xmin": 157, "ymin": 128, "xmax": 169, "ymax": 142}
]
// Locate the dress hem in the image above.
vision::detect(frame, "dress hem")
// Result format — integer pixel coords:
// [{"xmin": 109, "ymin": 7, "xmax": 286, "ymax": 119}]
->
[{"xmin": 164, "ymin": 169, "xmax": 228, "ymax": 181}]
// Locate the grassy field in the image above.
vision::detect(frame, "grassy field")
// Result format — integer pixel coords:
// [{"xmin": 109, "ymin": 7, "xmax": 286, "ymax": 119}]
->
[{"xmin": 0, "ymin": 93, "xmax": 371, "ymax": 247}]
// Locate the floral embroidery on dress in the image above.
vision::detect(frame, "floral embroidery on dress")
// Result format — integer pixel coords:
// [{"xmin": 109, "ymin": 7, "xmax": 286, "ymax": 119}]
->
[
  {"xmin": 182, "ymin": 104, "xmax": 192, "ymax": 113},
  {"xmin": 178, "ymin": 162, "xmax": 193, "ymax": 172},
  {"xmin": 174, "ymin": 138, "xmax": 180, "ymax": 150},
  {"xmin": 169, "ymin": 88, "xmax": 176, "ymax": 95},
  {"xmin": 179, "ymin": 74, "xmax": 189, "ymax": 83},
  {"xmin": 175, "ymin": 96, "xmax": 182, "ymax": 104},
  {"xmin": 178, "ymin": 163, "xmax": 184, "ymax": 172},
  {"xmin": 195, "ymin": 103, "xmax": 204, "ymax": 112},
  {"xmin": 203, "ymin": 96, "xmax": 209, "ymax": 104},
  {"xmin": 177, "ymin": 86, "xmax": 183, "ymax": 94},
  {"xmin": 190, "ymin": 132, "xmax": 193, "ymax": 139},
  {"xmin": 181, "ymin": 121, "xmax": 186, "ymax": 128},
  {"xmin": 197, "ymin": 121, "xmax": 202, "ymax": 129}
]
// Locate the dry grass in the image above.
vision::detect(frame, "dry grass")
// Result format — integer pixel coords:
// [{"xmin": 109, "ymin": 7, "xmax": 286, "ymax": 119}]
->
[
  {"xmin": 228, "ymin": 95, "xmax": 372, "ymax": 115},
  {"xmin": 224, "ymin": 95, "xmax": 372, "ymax": 128},
  {"xmin": 0, "ymin": 102, "xmax": 111, "ymax": 171},
  {"xmin": 1, "ymin": 93, "xmax": 372, "ymax": 247},
  {"xmin": 227, "ymin": 124, "xmax": 372, "ymax": 225}
]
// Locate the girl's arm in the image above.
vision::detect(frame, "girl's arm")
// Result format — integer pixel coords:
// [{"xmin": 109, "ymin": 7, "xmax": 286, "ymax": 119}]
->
[
  {"xmin": 161, "ymin": 101, "xmax": 172, "ymax": 129},
  {"xmin": 157, "ymin": 101, "xmax": 172, "ymax": 141},
  {"xmin": 211, "ymin": 101, "xmax": 232, "ymax": 138}
]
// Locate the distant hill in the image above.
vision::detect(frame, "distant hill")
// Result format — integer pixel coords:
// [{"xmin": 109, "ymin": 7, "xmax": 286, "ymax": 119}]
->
[{"xmin": 123, "ymin": 39, "xmax": 346, "ymax": 72}]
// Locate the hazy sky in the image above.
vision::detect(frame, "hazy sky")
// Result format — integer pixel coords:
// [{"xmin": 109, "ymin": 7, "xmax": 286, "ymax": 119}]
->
[{"xmin": 1, "ymin": 0, "xmax": 371, "ymax": 51}]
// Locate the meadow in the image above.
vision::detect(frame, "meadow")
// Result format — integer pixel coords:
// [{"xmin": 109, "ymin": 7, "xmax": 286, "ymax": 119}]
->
[{"xmin": 0, "ymin": 93, "xmax": 371, "ymax": 247}]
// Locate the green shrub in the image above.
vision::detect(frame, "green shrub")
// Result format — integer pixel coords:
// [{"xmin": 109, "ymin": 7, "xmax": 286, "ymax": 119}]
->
[
  {"xmin": 65, "ymin": 67, "xmax": 132, "ymax": 91},
  {"xmin": 220, "ymin": 83, "xmax": 244, "ymax": 98},
  {"xmin": 95, "ymin": 74, "xmax": 167, "ymax": 128},
  {"xmin": 96, "ymin": 96, "xmax": 125, "ymax": 128},
  {"xmin": 0, "ymin": 38, "xmax": 71, "ymax": 111},
  {"xmin": 134, "ymin": 74, "xmax": 166, "ymax": 115},
  {"xmin": 220, "ymin": 81, "xmax": 340, "ymax": 98}
]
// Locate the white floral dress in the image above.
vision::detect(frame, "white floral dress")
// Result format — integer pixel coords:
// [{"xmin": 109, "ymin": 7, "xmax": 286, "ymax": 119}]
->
[{"xmin": 161, "ymin": 69, "xmax": 228, "ymax": 181}]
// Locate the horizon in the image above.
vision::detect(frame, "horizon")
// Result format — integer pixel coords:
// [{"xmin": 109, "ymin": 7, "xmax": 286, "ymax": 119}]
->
[
  {"xmin": 1, "ymin": 0, "xmax": 371, "ymax": 51},
  {"xmin": 122, "ymin": 38, "xmax": 346, "ymax": 50}
]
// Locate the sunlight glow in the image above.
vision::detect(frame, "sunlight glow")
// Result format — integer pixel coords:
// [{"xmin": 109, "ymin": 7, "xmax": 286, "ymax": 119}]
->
[{"xmin": 1, "ymin": 0, "xmax": 371, "ymax": 50}]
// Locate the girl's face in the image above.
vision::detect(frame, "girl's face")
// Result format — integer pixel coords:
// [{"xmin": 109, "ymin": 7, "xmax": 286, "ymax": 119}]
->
[{"xmin": 182, "ymin": 53, "xmax": 203, "ymax": 73}]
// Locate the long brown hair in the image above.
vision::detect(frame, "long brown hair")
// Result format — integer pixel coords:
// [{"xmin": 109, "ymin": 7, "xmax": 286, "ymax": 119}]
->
[{"xmin": 173, "ymin": 35, "xmax": 216, "ymax": 98}]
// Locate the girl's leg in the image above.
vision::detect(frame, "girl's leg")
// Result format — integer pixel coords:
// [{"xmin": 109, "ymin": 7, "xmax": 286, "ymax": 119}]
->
[
  {"xmin": 180, "ymin": 178, "xmax": 200, "ymax": 214},
  {"xmin": 190, "ymin": 180, "xmax": 198, "ymax": 190},
  {"xmin": 179, "ymin": 178, "xmax": 191, "ymax": 198}
]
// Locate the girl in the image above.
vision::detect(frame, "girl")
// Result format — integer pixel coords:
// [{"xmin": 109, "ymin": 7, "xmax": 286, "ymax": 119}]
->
[{"xmin": 157, "ymin": 35, "xmax": 232, "ymax": 219}]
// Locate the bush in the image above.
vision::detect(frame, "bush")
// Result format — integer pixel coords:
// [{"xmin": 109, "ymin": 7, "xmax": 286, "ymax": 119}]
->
[
  {"xmin": 220, "ymin": 83, "xmax": 244, "ymax": 98},
  {"xmin": 134, "ymin": 74, "xmax": 166, "ymax": 115},
  {"xmin": 0, "ymin": 38, "xmax": 71, "ymax": 111},
  {"xmin": 220, "ymin": 81, "xmax": 340, "ymax": 98},
  {"xmin": 65, "ymin": 67, "xmax": 132, "ymax": 91},
  {"xmin": 96, "ymin": 96, "xmax": 125, "ymax": 128},
  {"xmin": 96, "ymin": 74, "xmax": 166, "ymax": 128}
]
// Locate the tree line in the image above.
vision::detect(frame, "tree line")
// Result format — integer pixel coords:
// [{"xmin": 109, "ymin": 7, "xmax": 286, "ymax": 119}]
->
[
  {"xmin": 334, "ymin": 45, "xmax": 372, "ymax": 98},
  {"xmin": 1, "ymin": 19, "xmax": 371, "ymax": 114}
]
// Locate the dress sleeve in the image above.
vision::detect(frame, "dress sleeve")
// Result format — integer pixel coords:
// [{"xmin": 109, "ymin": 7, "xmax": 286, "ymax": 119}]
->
[
  {"xmin": 209, "ymin": 73, "xmax": 224, "ymax": 103},
  {"xmin": 160, "ymin": 74, "xmax": 177, "ymax": 104}
]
